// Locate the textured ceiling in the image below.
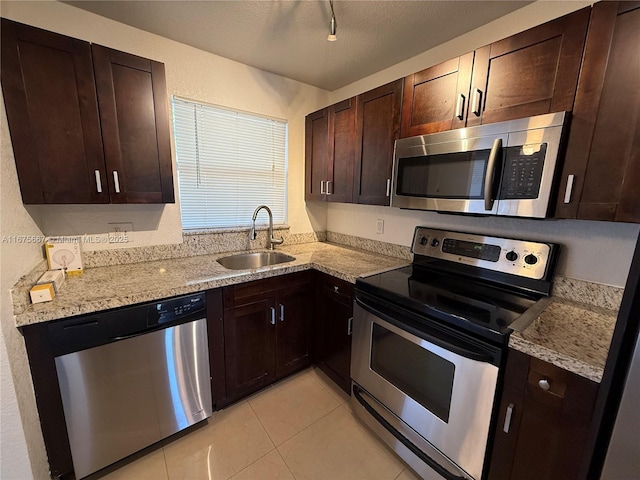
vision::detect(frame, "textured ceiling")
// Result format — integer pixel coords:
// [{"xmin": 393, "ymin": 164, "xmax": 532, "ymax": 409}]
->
[{"xmin": 64, "ymin": 1, "xmax": 530, "ymax": 91}]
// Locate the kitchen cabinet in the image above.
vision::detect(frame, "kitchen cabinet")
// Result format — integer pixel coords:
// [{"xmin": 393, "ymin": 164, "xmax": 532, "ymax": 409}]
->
[
  {"xmin": 219, "ymin": 272, "xmax": 314, "ymax": 405},
  {"xmin": 0, "ymin": 19, "xmax": 174, "ymax": 204},
  {"xmin": 400, "ymin": 8, "xmax": 589, "ymax": 136},
  {"xmin": 314, "ymin": 272, "xmax": 354, "ymax": 395},
  {"xmin": 554, "ymin": 1, "xmax": 640, "ymax": 223},
  {"xmin": 304, "ymin": 99, "xmax": 356, "ymax": 203},
  {"xmin": 488, "ymin": 349, "xmax": 598, "ymax": 480},
  {"xmin": 353, "ymin": 79, "xmax": 403, "ymax": 206},
  {"xmin": 400, "ymin": 53, "xmax": 474, "ymax": 136}
]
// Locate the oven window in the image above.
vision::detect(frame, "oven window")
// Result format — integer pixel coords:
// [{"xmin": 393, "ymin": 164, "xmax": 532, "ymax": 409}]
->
[
  {"xmin": 371, "ymin": 324, "xmax": 454, "ymax": 422},
  {"xmin": 396, "ymin": 150, "xmax": 489, "ymax": 198}
]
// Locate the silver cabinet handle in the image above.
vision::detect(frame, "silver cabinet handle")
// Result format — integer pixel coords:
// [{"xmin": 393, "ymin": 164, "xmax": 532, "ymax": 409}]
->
[
  {"xmin": 320, "ymin": 180, "xmax": 326, "ymax": 195},
  {"xmin": 563, "ymin": 174, "xmax": 575, "ymax": 204},
  {"xmin": 279, "ymin": 304, "xmax": 284, "ymax": 322},
  {"xmin": 347, "ymin": 317, "xmax": 353, "ymax": 336},
  {"xmin": 326, "ymin": 180, "xmax": 332, "ymax": 195},
  {"xmin": 538, "ymin": 379, "xmax": 550, "ymax": 391},
  {"xmin": 484, "ymin": 138, "xmax": 502, "ymax": 211},
  {"xmin": 472, "ymin": 88, "xmax": 482, "ymax": 116},
  {"xmin": 333, "ymin": 285, "xmax": 339, "ymax": 293},
  {"xmin": 455, "ymin": 93, "xmax": 466, "ymax": 120},
  {"xmin": 113, "ymin": 171, "xmax": 121, "ymax": 194},
  {"xmin": 386, "ymin": 178, "xmax": 391, "ymax": 197},
  {"xmin": 94, "ymin": 170, "xmax": 103, "ymax": 193},
  {"xmin": 270, "ymin": 307, "xmax": 276, "ymax": 325},
  {"xmin": 503, "ymin": 403, "xmax": 514, "ymax": 433}
]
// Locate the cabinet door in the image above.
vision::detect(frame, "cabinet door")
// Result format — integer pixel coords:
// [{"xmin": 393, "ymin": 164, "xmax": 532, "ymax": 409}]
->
[
  {"xmin": 327, "ymin": 98, "xmax": 356, "ymax": 203},
  {"xmin": 223, "ymin": 298, "xmax": 276, "ymax": 403},
  {"xmin": 0, "ymin": 19, "xmax": 107, "ymax": 204},
  {"xmin": 468, "ymin": 8, "xmax": 590, "ymax": 127},
  {"xmin": 275, "ymin": 283, "xmax": 314, "ymax": 378},
  {"xmin": 400, "ymin": 53, "xmax": 474, "ymax": 137},
  {"xmin": 92, "ymin": 45, "xmax": 174, "ymax": 204},
  {"xmin": 305, "ymin": 107, "xmax": 330, "ymax": 201},
  {"xmin": 315, "ymin": 274, "xmax": 354, "ymax": 395},
  {"xmin": 354, "ymin": 79, "xmax": 403, "ymax": 205},
  {"xmin": 555, "ymin": 2, "xmax": 640, "ymax": 223},
  {"xmin": 488, "ymin": 350, "xmax": 599, "ymax": 480}
]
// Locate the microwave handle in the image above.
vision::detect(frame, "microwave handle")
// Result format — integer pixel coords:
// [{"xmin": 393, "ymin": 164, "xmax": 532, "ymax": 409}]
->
[{"xmin": 484, "ymin": 138, "xmax": 503, "ymax": 211}]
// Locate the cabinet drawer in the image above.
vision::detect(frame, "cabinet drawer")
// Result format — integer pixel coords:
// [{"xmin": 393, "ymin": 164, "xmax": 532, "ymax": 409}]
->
[
  {"xmin": 223, "ymin": 271, "xmax": 313, "ymax": 309},
  {"xmin": 320, "ymin": 274, "xmax": 354, "ymax": 306}
]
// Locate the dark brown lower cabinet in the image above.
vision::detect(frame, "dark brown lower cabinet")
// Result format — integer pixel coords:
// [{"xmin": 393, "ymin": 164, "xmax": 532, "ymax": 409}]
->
[
  {"xmin": 217, "ymin": 271, "xmax": 315, "ymax": 406},
  {"xmin": 314, "ymin": 272, "xmax": 354, "ymax": 395},
  {"xmin": 488, "ymin": 349, "xmax": 599, "ymax": 480}
]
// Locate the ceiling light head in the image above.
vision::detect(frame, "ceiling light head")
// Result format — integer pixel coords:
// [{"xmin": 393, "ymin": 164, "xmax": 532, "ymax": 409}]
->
[{"xmin": 327, "ymin": 0, "xmax": 337, "ymax": 42}]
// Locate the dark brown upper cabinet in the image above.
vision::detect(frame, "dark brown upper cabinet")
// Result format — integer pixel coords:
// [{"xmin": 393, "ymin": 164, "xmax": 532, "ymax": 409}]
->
[
  {"xmin": 304, "ymin": 99, "xmax": 356, "ymax": 203},
  {"xmin": 353, "ymin": 79, "xmax": 403, "ymax": 206},
  {"xmin": 555, "ymin": 2, "xmax": 640, "ymax": 223},
  {"xmin": 0, "ymin": 19, "xmax": 174, "ymax": 204},
  {"xmin": 401, "ymin": 52, "xmax": 474, "ymax": 137},
  {"xmin": 400, "ymin": 8, "xmax": 590, "ymax": 136}
]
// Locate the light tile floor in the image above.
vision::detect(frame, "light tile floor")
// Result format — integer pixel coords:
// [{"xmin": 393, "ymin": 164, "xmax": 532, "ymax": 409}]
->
[{"xmin": 97, "ymin": 367, "xmax": 420, "ymax": 480}]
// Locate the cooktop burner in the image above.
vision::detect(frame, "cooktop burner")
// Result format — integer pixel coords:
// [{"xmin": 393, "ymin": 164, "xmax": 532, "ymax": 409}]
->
[{"xmin": 356, "ymin": 227, "xmax": 559, "ymax": 345}]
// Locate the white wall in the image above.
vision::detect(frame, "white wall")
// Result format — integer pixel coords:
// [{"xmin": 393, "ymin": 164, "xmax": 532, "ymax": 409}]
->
[
  {"xmin": 0, "ymin": 94, "xmax": 49, "ymax": 479},
  {"xmin": 323, "ymin": 0, "xmax": 640, "ymax": 288},
  {"xmin": 2, "ymin": 0, "xmax": 330, "ymax": 253}
]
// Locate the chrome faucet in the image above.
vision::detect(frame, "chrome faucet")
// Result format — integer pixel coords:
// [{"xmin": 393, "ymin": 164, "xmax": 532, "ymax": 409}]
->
[{"xmin": 250, "ymin": 205, "xmax": 283, "ymax": 250}]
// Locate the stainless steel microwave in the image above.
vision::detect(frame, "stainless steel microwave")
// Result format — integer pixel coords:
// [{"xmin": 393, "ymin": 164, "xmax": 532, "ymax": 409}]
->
[{"xmin": 390, "ymin": 112, "xmax": 568, "ymax": 218}]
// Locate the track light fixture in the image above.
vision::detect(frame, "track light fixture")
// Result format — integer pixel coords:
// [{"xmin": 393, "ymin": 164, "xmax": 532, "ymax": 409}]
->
[{"xmin": 327, "ymin": 0, "xmax": 337, "ymax": 42}]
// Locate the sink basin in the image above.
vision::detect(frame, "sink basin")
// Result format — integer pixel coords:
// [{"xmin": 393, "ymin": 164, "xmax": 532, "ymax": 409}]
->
[{"xmin": 217, "ymin": 252, "xmax": 296, "ymax": 270}]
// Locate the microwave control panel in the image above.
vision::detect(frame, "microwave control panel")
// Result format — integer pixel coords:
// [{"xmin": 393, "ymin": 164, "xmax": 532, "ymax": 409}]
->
[{"xmin": 499, "ymin": 144, "xmax": 547, "ymax": 200}]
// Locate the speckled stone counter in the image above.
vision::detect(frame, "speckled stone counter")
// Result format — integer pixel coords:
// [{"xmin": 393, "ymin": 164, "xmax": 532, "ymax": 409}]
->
[
  {"xmin": 12, "ymin": 242, "xmax": 408, "ymax": 327},
  {"xmin": 510, "ymin": 298, "xmax": 618, "ymax": 383}
]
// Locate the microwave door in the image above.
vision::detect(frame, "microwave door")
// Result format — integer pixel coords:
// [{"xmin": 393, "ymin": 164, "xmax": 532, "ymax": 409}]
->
[{"xmin": 391, "ymin": 134, "xmax": 507, "ymax": 215}]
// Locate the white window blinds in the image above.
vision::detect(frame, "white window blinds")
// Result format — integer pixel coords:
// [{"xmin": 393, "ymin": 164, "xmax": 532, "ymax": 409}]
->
[{"xmin": 172, "ymin": 97, "xmax": 288, "ymax": 230}]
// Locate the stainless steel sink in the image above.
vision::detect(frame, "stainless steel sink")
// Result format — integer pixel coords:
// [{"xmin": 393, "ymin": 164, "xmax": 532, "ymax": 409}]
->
[{"xmin": 217, "ymin": 251, "xmax": 296, "ymax": 270}]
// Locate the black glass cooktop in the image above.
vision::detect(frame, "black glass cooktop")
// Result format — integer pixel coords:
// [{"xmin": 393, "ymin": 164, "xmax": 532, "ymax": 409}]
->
[{"xmin": 356, "ymin": 265, "xmax": 540, "ymax": 343}]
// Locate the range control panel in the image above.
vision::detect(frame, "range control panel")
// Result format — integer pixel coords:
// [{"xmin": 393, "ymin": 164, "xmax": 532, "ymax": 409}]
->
[{"xmin": 412, "ymin": 227, "xmax": 555, "ymax": 280}]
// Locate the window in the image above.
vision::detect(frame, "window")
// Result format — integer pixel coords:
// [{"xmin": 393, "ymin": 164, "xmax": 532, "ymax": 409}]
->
[{"xmin": 172, "ymin": 97, "xmax": 288, "ymax": 230}]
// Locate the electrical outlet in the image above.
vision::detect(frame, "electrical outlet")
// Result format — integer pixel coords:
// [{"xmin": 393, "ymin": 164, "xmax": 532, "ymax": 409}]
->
[
  {"xmin": 108, "ymin": 223, "xmax": 133, "ymax": 243},
  {"xmin": 376, "ymin": 219, "xmax": 384, "ymax": 234}
]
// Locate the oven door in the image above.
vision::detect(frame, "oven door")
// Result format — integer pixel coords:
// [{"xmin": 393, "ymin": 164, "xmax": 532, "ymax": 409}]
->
[
  {"xmin": 351, "ymin": 294, "xmax": 501, "ymax": 480},
  {"xmin": 390, "ymin": 133, "xmax": 507, "ymax": 215}
]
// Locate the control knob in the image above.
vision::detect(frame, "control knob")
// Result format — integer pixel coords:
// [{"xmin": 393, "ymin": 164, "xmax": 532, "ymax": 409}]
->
[
  {"xmin": 419, "ymin": 236, "xmax": 428, "ymax": 246},
  {"xmin": 505, "ymin": 251, "xmax": 518, "ymax": 262},
  {"xmin": 431, "ymin": 238, "xmax": 440, "ymax": 248},
  {"xmin": 524, "ymin": 254, "xmax": 538, "ymax": 265}
]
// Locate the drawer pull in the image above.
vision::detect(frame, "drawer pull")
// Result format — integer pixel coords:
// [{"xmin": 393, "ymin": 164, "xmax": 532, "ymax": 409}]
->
[
  {"xmin": 503, "ymin": 403, "xmax": 514, "ymax": 433},
  {"xmin": 347, "ymin": 317, "xmax": 353, "ymax": 336},
  {"xmin": 113, "ymin": 171, "xmax": 121, "ymax": 194},
  {"xmin": 563, "ymin": 174, "xmax": 575, "ymax": 204},
  {"xmin": 320, "ymin": 180, "xmax": 326, "ymax": 195},
  {"xmin": 270, "ymin": 307, "xmax": 276, "ymax": 325},
  {"xmin": 94, "ymin": 170, "xmax": 103, "ymax": 193},
  {"xmin": 279, "ymin": 304, "xmax": 285, "ymax": 322},
  {"xmin": 538, "ymin": 378, "xmax": 551, "ymax": 391}
]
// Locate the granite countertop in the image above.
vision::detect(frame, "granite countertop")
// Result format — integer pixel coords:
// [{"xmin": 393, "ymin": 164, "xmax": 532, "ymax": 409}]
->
[
  {"xmin": 12, "ymin": 242, "xmax": 409, "ymax": 327},
  {"xmin": 510, "ymin": 298, "xmax": 618, "ymax": 383},
  {"xmin": 13, "ymin": 240, "xmax": 619, "ymax": 383}
]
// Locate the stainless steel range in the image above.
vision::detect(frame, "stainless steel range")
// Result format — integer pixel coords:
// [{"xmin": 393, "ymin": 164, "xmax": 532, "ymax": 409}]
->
[{"xmin": 351, "ymin": 227, "xmax": 559, "ymax": 480}]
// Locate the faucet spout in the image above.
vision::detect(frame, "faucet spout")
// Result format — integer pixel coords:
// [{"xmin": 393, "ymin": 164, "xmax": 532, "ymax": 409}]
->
[{"xmin": 251, "ymin": 205, "xmax": 283, "ymax": 250}]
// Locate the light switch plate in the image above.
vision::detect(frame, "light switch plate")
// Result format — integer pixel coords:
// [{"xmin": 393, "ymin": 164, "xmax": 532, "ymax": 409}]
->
[
  {"xmin": 376, "ymin": 219, "xmax": 384, "ymax": 234},
  {"xmin": 108, "ymin": 223, "xmax": 133, "ymax": 243}
]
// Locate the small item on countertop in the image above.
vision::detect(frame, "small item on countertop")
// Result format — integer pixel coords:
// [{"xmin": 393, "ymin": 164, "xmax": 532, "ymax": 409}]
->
[
  {"xmin": 45, "ymin": 237, "xmax": 83, "ymax": 275},
  {"xmin": 36, "ymin": 269, "xmax": 65, "ymax": 292},
  {"xmin": 30, "ymin": 283, "xmax": 55, "ymax": 303}
]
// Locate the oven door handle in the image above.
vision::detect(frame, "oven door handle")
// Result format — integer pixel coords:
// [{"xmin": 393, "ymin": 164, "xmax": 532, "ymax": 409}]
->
[
  {"xmin": 356, "ymin": 296, "xmax": 496, "ymax": 364},
  {"xmin": 353, "ymin": 384, "xmax": 469, "ymax": 480}
]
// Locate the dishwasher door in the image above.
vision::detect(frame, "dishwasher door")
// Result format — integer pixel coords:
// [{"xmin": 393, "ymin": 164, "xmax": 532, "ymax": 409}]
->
[{"xmin": 55, "ymin": 317, "xmax": 211, "ymax": 479}]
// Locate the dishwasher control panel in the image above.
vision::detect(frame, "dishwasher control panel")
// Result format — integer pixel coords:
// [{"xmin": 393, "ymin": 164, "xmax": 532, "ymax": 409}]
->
[{"xmin": 149, "ymin": 293, "xmax": 206, "ymax": 326}]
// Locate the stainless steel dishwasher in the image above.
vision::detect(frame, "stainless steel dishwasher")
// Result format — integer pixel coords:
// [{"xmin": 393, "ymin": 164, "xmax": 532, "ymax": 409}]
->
[{"xmin": 49, "ymin": 293, "xmax": 212, "ymax": 479}]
